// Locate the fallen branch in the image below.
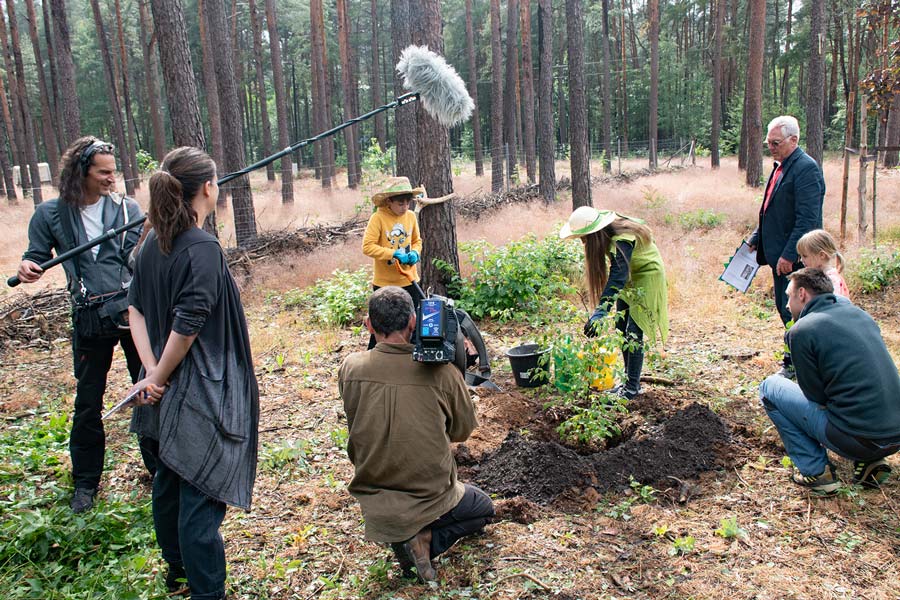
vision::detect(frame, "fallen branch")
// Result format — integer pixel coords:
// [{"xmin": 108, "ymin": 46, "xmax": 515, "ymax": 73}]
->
[{"xmin": 488, "ymin": 572, "xmax": 552, "ymax": 597}]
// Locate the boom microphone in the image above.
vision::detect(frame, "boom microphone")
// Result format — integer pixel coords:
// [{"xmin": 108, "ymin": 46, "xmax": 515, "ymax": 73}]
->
[{"xmin": 397, "ymin": 45, "xmax": 474, "ymax": 128}]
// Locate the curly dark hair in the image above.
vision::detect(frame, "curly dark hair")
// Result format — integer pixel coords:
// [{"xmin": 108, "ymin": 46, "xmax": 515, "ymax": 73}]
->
[{"xmin": 57, "ymin": 136, "xmax": 115, "ymax": 208}]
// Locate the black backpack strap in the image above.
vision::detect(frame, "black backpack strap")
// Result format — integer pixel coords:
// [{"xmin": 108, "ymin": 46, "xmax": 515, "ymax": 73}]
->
[{"xmin": 57, "ymin": 200, "xmax": 86, "ymax": 298}]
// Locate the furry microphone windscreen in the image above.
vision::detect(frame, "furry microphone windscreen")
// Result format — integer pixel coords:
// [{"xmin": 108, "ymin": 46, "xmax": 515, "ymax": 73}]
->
[{"xmin": 396, "ymin": 45, "xmax": 474, "ymax": 128}]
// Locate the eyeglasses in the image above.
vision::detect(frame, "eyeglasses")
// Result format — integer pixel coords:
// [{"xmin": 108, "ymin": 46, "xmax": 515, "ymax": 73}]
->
[{"xmin": 765, "ymin": 135, "xmax": 795, "ymax": 148}]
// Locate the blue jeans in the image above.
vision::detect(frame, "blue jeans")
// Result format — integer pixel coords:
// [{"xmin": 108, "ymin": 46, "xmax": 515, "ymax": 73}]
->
[
  {"xmin": 153, "ymin": 460, "xmax": 227, "ymax": 599},
  {"xmin": 759, "ymin": 375, "xmax": 842, "ymax": 477}
]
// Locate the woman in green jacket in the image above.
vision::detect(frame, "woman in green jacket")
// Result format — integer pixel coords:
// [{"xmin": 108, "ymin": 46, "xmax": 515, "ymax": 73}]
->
[{"xmin": 561, "ymin": 206, "xmax": 668, "ymax": 399}]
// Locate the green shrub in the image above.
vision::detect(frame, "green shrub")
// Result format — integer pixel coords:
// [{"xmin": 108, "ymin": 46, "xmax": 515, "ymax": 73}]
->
[
  {"xmin": 677, "ymin": 208, "xmax": 724, "ymax": 231},
  {"xmin": 852, "ymin": 247, "xmax": 900, "ymax": 293},
  {"xmin": 135, "ymin": 149, "xmax": 158, "ymax": 174},
  {"xmin": 436, "ymin": 234, "xmax": 583, "ymax": 322},
  {"xmin": 285, "ymin": 267, "xmax": 371, "ymax": 326}
]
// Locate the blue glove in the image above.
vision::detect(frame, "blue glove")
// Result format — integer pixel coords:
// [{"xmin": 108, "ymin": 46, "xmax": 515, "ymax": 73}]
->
[
  {"xmin": 405, "ymin": 250, "xmax": 420, "ymax": 265},
  {"xmin": 583, "ymin": 307, "xmax": 607, "ymax": 338},
  {"xmin": 392, "ymin": 250, "xmax": 407, "ymax": 263}
]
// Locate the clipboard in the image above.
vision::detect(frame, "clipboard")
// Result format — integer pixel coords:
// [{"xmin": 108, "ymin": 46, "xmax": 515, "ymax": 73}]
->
[
  {"xmin": 720, "ymin": 242, "xmax": 759, "ymax": 293},
  {"xmin": 101, "ymin": 388, "xmax": 143, "ymax": 420}
]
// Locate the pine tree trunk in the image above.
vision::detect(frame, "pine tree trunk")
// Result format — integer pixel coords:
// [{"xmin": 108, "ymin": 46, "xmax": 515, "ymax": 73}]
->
[
  {"xmin": 0, "ymin": 12, "xmax": 28, "ymax": 184},
  {"xmin": 648, "ymin": 0, "xmax": 659, "ymax": 169},
  {"xmin": 310, "ymin": 0, "xmax": 333, "ymax": 188},
  {"xmin": 0, "ymin": 65, "xmax": 18, "ymax": 174},
  {"xmin": 138, "ymin": 0, "xmax": 166, "ymax": 161},
  {"xmin": 203, "ymin": 0, "xmax": 257, "ymax": 246},
  {"xmin": 884, "ymin": 92, "xmax": 900, "ymax": 168},
  {"xmin": 264, "ymin": 0, "xmax": 294, "ymax": 202},
  {"xmin": 744, "ymin": 0, "xmax": 766, "ymax": 187},
  {"xmin": 0, "ymin": 105, "xmax": 15, "ymax": 202},
  {"xmin": 336, "ymin": 0, "xmax": 359, "ymax": 189},
  {"xmin": 504, "ymin": 0, "xmax": 519, "ymax": 182},
  {"xmin": 620, "ymin": 0, "xmax": 629, "ymax": 154},
  {"xmin": 599, "ymin": 0, "xmax": 613, "ymax": 173},
  {"xmin": 24, "ymin": 0, "xmax": 59, "ymax": 182},
  {"xmin": 537, "ymin": 0, "xmax": 555, "ymax": 203},
  {"xmin": 40, "ymin": 0, "xmax": 63, "ymax": 152},
  {"xmin": 566, "ymin": 0, "xmax": 590, "ymax": 208},
  {"xmin": 489, "ymin": 0, "xmax": 504, "ymax": 191},
  {"xmin": 248, "ymin": 0, "xmax": 274, "ymax": 181},
  {"xmin": 520, "ymin": 0, "xmax": 536, "ymax": 183},
  {"xmin": 391, "ymin": 0, "xmax": 416, "ymax": 184},
  {"xmin": 370, "ymin": 0, "xmax": 386, "ymax": 150},
  {"xmin": 196, "ymin": 0, "xmax": 226, "ymax": 206},
  {"xmin": 711, "ymin": 0, "xmax": 724, "ymax": 168},
  {"xmin": 113, "ymin": 0, "xmax": 140, "ymax": 190},
  {"xmin": 49, "ymin": 0, "xmax": 80, "ymax": 146},
  {"xmin": 781, "ymin": 0, "xmax": 792, "ymax": 109},
  {"xmin": 411, "ymin": 0, "xmax": 458, "ymax": 295},
  {"xmin": 806, "ymin": 0, "xmax": 825, "ymax": 166},
  {"xmin": 5, "ymin": 0, "xmax": 42, "ymax": 204},
  {"xmin": 465, "ymin": 0, "xmax": 484, "ymax": 176}
]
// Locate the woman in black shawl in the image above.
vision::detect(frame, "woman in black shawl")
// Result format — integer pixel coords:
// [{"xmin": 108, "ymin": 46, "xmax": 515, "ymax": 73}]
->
[{"xmin": 127, "ymin": 147, "xmax": 258, "ymax": 599}]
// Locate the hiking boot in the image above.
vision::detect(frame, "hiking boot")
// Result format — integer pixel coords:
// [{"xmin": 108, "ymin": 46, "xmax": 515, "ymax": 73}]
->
[
  {"xmin": 165, "ymin": 563, "xmax": 189, "ymax": 596},
  {"xmin": 69, "ymin": 487, "xmax": 96, "ymax": 514},
  {"xmin": 401, "ymin": 529, "xmax": 437, "ymax": 583},
  {"xmin": 790, "ymin": 464, "xmax": 840, "ymax": 496},
  {"xmin": 390, "ymin": 542, "xmax": 417, "ymax": 579},
  {"xmin": 852, "ymin": 459, "xmax": 892, "ymax": 488}
]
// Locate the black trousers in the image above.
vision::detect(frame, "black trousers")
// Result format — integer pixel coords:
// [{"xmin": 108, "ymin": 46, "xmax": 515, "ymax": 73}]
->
[
  {"xmin": 427, "ymin": 484, "xmax": 495, "ymax": 558},
  {"xmin": 70, "ymin": 329, "xmax": 154, "ymax": 489}
]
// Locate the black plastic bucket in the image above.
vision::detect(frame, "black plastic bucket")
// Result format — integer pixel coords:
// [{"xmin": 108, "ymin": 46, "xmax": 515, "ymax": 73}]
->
[{"xmin": 505, "ymin": 343, "xmax": 550, "ymax": 387}]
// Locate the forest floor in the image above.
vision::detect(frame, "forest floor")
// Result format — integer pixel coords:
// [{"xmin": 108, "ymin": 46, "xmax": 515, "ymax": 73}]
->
[{"xmin": 1, "ymin": 156, "xmax": 900, "ymax": 599}]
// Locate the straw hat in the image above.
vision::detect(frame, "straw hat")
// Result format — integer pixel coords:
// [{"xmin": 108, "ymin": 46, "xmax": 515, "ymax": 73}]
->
[
  {"xmin": 559, "ymin": 206, "xmax": 617, "ymax": 239},
  {"xmin": 372, "ymin": 176, "xmax": 426, "ymax": 207}
]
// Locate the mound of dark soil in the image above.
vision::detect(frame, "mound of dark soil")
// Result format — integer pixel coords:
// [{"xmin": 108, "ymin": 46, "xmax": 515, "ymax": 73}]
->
[{"xmin": 476, "ymin": 403, "xmax": 730, "ymax": 504}]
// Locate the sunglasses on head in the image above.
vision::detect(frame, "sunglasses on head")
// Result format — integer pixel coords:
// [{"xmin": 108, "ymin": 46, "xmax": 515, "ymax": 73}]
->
[{"xmin": 80, "ymin": 140, "xmax": 115, "ymax": 175}]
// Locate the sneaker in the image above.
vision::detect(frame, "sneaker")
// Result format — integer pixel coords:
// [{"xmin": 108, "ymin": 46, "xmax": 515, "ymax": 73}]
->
[
  {"xmin": 610, "ymin": 384, "xmax": 640, "ymax": 400},
  {"xmin": 69, "ymin": 487, "xmax": 96, "ymax": 514},
  {"xmin": 165, "ymin": 563, "xmax": 189, "ymax": 596},
  {"xmin": 401, "ymin": 529, "xmax": 437, "ymax": 583},
  {"xmin": 790, "ymin": 464, "xmax": 840, "ymax": 496},
  {"xmin": 775, "ymin": 365, "xmax": 796, "ymax": 380},
  {"xmin": 852, "ymin": 459, "xmax": 892, "ymax": 488}
]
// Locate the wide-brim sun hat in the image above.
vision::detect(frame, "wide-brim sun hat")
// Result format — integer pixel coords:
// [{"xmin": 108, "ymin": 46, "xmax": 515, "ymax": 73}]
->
[
  {"xmin": 372, "ymin": 176, "xmax": 426, "ymax": 207},
  {"xmin": 560, "ymin": 206, "xmax": 617, "ymax": 239}
]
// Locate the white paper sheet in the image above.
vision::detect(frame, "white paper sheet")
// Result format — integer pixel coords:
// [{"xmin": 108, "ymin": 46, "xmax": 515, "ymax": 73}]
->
[{"xmin": 720, "ymin": 242, "xmax": 759, "ymax": 293}]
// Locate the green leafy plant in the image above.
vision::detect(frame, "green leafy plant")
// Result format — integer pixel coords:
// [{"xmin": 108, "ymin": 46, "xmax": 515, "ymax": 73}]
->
[
  {"xmin": 601, "ymin": 477, "xmax": 657, "ymax": 520},
  {"xmin": 835, "ymin": 531, "xmax": 864, "ymax": 551},
  {"xmin": 260, "ymin": 439, "xmax": 314, "ymax": 473},
  {"xmin": 641, "ymin": 186, "xmax": 667, "ymax": 209},
  {"xmin": 714, "ymin": 516, "xmax": 748, "ymax": 540},
  {"xmin": 851, "ymin": 247, "xmax": 900, "ymax": 293},
  {"xmin": 435, "ymin": 234, "xmax": 583, "ymax": 322},
  {"xmin": 285, "ymin": 267, "xmax": 371, "ymax": 326},
  {"xmin": 669, "ymin": 535, "xmax": 697, "ymax": 556},
  {"xmin": 135, "ymin": 148, "xmax": 158, "ymax": 173},
  {"xmin": 677, "ymin": 208, "xmax": 724, "ymax": 231},
  {"xmin": 329, "ymin": 427, "xmax": 349, "ymax": 451}
]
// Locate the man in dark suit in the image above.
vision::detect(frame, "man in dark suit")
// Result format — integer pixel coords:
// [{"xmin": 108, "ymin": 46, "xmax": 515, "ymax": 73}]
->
[{"xmin": 748, "ymin": 115, "xmax": 825, "ymax": 325}]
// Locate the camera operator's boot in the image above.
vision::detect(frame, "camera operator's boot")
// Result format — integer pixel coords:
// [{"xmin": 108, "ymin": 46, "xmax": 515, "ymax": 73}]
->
[{"xmin": 401, "ymin": 529, "xmax": 436, "ymax": 583}]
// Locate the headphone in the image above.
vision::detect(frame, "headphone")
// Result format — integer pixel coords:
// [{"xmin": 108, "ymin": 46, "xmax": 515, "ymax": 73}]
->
[{"xmin": 79, "ymin": 140, "xmax": 114, "ymax": 176}]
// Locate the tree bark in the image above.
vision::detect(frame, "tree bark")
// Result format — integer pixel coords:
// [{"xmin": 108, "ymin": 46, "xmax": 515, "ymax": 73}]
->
[
  {"xmin": 598, "ymin": 0, "xmax": 613, "ymax": 173},
  {"xmin": 196, "ymin": 0, "xmax": 226, "ymax": 207},
  {"xmin": 248, "ymin": 0, "xmax": 274, "ymax": 181},
  {"xmin": 465, "ymin": 0, "xmax": 484, "ymax": 176},
  {"xmin": 781, "ymin": 0, "xmax": 792, "ymax": 110},
  {"xmin": 203, "ymin": 0, "xmax": 257, "ymax": 246},
  {"xmin": 0, "ymin": 9, "xmax": 27, "ymax": 181},
  {"xmin": 138, "ymin": 0, "xmax": 166, "ymax": 161},
  {"xmin": 0, "ymin": 57, "xmax": 17, "ymax": 172},
  {"xmin": 336, "ymin": 0, "xmax": 359, "ymax": 189},
  {"xmin": 566, "ymin": 0, "xmax": 590, "ymax": 208},
  {"xmin": 391, "ymin": 0, "xmax": 417, "ymax": 184},
  {"xmin": 489, "ymin": 0, "xmax": 504, "ymax": 191},
  {"xmin": 710, "ymin": 0, "xmax": 724, "ymax": 168},
  {"xmin": 264, "ymin": 0, "xmax": 294, "ymax": 202},
  {"xmin": 5, "ymin": 0, "xmax": 42, "ymax": 204},
  {"xmin": 648, "ymin": 0, "xmax": 659, "ymax": 169},
  {"xmin": 113, "ymin": 0, "xmax": 139, "ymax": 189},
  {"xmin": 411, "ymin": 0, "xmax": 458, "ymax": 295},
  {"xmin": 884, "ymin": 92, "xmax": 900, "ymax": 168},
  {"xmin": 0, "ymin": 99, "xmax": 15, "ymax": 202},
  {"xmin": 537, "ymin": 0, "xmax": 555, "ymax": 203},
  {"xmin": 48, "ymin": 0, "xmax": 80, "ymax": 146},
  {"xmin": 23, "ymin": 0, "xmax": 59, "ymax": 182},
  {"xmin": 370, "ymin": 0, "xmax": 386, "ymax": 150},
  {"xmin": 504, "ymin": 0, "xmax": 519, "ymax": 182},
  {"xmin": 744, "ymin": 0, "xmax": 766, "ymax": 187},
  {"xmin": 619, "ymin": 0, "xmax": 628, "ymax": 154},
  {"xmin": 310, "ymin": 0, "xmax": 333, "ymax": 188},
  {"xmin": 40, "ymin": 0, "xmax": 63, "ymax": 151},
  {"xmin": 89, "ymin": 0, "xmax": 133, "ymax": 197},
  {"xmin": 806, "ymin": 0, "xmax": 825, "ymax": 166},
  {"xmin": 520, "ymin": 0, "xmax": 536, "ymax": 183}
]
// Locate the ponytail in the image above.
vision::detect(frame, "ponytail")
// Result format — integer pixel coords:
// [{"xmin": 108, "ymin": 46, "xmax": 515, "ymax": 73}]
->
[{"xmin": 147, "ymin": 147, "xmax": 216, "ymax": 255}]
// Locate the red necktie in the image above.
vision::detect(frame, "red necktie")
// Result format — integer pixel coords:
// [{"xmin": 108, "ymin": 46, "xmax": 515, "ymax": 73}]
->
[{"xmin": 763, "ymin": 164, "xmax": 782, "ymax": 213}]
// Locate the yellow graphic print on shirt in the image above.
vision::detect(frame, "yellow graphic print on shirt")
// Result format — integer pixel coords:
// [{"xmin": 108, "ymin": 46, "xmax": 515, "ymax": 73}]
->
[{"xmin": 387, "ymin": 223, "xmax": 410, "ymax": 265}]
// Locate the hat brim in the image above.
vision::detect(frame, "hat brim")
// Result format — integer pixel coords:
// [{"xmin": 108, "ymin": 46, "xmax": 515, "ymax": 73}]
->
[
  {"xmin": 372, "ymin": 186, "xmax": 426, "ymax": 207},
  {"xmin": 560, "ymin": 211, "xmax": 617, "ymax": 239}
]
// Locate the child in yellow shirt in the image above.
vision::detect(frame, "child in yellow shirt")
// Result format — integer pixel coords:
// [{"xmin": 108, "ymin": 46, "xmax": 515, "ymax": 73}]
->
[{"xmin": 362, "ymin": 177, "xmax": 425, "ymax": 348}]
